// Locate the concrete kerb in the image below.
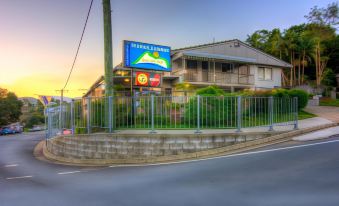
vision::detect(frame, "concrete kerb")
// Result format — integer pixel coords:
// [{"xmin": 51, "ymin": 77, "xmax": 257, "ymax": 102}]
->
[{"xmin": 38, "ymin": 122, "xmax": 338, "ymax": 167}]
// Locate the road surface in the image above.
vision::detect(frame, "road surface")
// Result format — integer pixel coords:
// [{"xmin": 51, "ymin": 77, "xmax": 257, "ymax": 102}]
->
[{"xmin": 1, "ymin": 131, "xmax": 339, "ymax": 206}]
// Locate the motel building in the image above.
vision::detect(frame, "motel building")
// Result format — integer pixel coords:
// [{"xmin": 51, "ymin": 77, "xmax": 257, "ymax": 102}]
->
[{"xmin": 83, "ymin": 39, "xmax": 292, "ymax": 98}]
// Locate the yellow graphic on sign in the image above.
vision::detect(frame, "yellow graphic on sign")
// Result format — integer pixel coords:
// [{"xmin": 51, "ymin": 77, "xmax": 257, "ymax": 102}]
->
[{"xmin": 135, "ymin": 72, "xmax": 149, "ymax": 86}]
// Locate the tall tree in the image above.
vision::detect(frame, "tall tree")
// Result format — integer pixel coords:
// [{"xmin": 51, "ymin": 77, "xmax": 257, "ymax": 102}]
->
[
  {"xmin": 246, "ymin": 30, "xmax": 270, "ymax": 51},
  {"xmin": 283, "ymin": 28, "xmax": 298, "ymax": 87},
  {"xmin": 266, "ymin": 29, "xmax": 285, "ymax": 59},
  {"xmin": 305, "ymin": 2, "xmax": 339, "ymax": 28},
  {"xmin": 305, "ymin": 24, "xmax": 336, "ymax": 86},
  {"xmin": 0, "ymin": 88, "xmax": 23, "ymax": 126},
  {"xmin": 324, "ymin": 35, "xmax": 339, "ymax": 74},
  {"xmin": 298, "ymin": 32, "xmax": 316, "ymax": 84}
]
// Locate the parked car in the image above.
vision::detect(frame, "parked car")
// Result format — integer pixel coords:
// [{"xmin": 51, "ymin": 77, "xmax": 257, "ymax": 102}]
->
[
  {"xmin": 28, "ymin": 126, "xmax": 44, "ymax": 132},
  {"xmin": 12, "ymin": 126, "xmax": 23, "ymax": 133},
  {"xmin": 0, "ymin": 127, "xmax": 16, "ymax": 135}
]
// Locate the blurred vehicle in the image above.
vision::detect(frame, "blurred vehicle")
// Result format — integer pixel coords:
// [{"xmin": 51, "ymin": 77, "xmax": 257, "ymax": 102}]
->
[
  {"xmin": 12, "ymin": 126, "xmax": 23, "ymax": 133},
  {"xmin": 28, "ymin": 125, "xmax": 44, "ymax": 132},
  {"xmin": 7, "ymin": 123, "xmax": 23, "ymax": 134},
  {"xmin": 56, "ymin": 129, "xmax": 73, "ymax": 136},
  {"xmin": 0, "ymin": 127, "xmax": 16, "ymax": 135}
]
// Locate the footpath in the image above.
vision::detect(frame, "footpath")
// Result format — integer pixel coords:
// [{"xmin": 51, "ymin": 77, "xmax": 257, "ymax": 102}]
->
[{"xmin": 292, "ymin": 106, "xmax": 339, "ymax": 141}]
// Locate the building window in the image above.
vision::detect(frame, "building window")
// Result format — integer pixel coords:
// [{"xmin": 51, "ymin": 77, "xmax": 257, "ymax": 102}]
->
[
  {"xmin": 186, "ymin": 60, "xmax": 197, "ymax": 69},
  {"xmin": 202, "ymin": 61, "xmax": 208, "ymax": 70},
  {"xmin": 165, "ymin": 88, "xmax": 172, "ymax": 95},
  {"xmin": 239, "ymin": 65, "xmax": 249, "ymax": 75},
  {"xmin": 258, "ymin": 67, "xmax": 272, "ymax": 80},
  {"xmin": 221, "ymin": 63, "xmax": 233, "ymax": 73}
]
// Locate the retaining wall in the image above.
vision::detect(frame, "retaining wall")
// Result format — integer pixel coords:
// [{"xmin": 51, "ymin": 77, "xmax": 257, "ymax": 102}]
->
[
  {"xmin": 46, "ymin": 132, "xmax": 279, "ymax": 160},
  {"xmin": 43, "ymin": 122, "xmax": 338, "ymax": 165}
]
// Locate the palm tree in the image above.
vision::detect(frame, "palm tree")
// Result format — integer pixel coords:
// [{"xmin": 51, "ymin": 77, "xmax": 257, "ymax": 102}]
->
[
  {"xmin": 267, "ymin": 29, "xmax": 285, "ymax": 59},
  {"xmin": 298, "ymin": 33, "xmax": 316, "ymax": 84},
  {"xmin": 305, "ymin": 24, "xmax": 336, "ymax": 86},
  {"xmin": 246, "ymin": 30, "xmax": 270, "ymax": 51},
  {"xmin": 283, "ymin": 29, "xmax": 298, "ymax": 87}
]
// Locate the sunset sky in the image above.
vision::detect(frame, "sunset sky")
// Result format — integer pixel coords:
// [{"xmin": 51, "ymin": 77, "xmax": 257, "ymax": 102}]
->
[{"xmin": 0, "ymin": 0, "xmax": 333, "ymax": 98}]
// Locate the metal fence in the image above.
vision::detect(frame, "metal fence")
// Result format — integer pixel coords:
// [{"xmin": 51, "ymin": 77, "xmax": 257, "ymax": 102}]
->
[{"xmin": 46, "ymin": 95, "xmax": 298, "ymax": 138}]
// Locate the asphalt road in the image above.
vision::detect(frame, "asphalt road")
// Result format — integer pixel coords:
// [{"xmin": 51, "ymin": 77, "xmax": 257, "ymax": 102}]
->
[{"xmin": 1, "ymin": 132, "xmax": 339, "ymax": 206}]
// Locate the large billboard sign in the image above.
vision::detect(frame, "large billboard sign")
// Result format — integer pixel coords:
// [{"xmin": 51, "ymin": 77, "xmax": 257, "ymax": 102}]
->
[
  {"xmin": 135, "ymin": 71, "xmax": 161, "ymax": 87},
  {"xmin": 124, "ymin": 41, "xmax": 171, "ymax": 72}
]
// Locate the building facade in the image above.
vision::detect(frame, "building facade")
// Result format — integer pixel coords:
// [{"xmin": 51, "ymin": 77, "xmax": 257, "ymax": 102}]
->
[{"xmin": 84, "ymin": 39, "xmax": 292, "ymax": 97}]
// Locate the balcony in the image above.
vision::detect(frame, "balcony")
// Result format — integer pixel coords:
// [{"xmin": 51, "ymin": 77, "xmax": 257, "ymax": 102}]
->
[{"xmin": 184, "ymin": 70, "xmax": 254, "ymax": 85}]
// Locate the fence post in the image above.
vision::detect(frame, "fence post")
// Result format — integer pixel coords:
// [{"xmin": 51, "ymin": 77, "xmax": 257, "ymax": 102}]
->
[
  {"xmin": 268, "ymin": 96, "xmax": 274, "ymax": 131},
  {"xmin": 48, "ymin": 108, "xmax": 53, "ymax": 139},
  {"xmin": 46, "ymin": 108, "xmax": 50, "ymax": 140},
  {"xmin": 108, "ymin": 96, "xmax": 113, "ymax": 133},
  {"xmin": 150, "ymin": 94, "xmax": 156, "ymax": 134},
  {"xmin": 70, "ymin": 100, "xmax": 74, "ymax": 134},
  {"xmin": 195, "ymin": 95, "xmax": 201, "ymax": 134},
  {"xmin": 237, "ymin": 96, "xmax": 242, "ymax": 132},
  {"xmin": 45, "ymin": 107, "xmax": 48, "ymax": 142},
  {"xmin": 294, "ymin": 97, "xmax": 298, "ymax": 130},
  {"xmin": 86, "ymin": 97, "xmax": 91, "ymax": 134},
  {"xmin": 59, "ymin": 101, "xmax": 62, "ymax": 133}
]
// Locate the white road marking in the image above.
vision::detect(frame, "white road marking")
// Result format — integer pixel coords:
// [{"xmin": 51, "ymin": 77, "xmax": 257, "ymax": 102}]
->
[
  {"xmin": 3, "ymin": 164, "xmax": 18, "ymax": 168},
  {"xmin": 57, "ymin": 171, "xmax": 82, "ymax": 175},
  {"xmin": 6, "ymin": 175, "xmax": 32, "ymax": 180},
  {"xmin": 109, "ymin": 139, "xmax": 339, "ymax": 168}
]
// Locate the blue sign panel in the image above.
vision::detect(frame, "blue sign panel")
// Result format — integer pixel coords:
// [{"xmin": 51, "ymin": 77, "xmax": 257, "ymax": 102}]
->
[{"xmin": 124, "ymin": 41, "xmax": 171, "ymax": 72}]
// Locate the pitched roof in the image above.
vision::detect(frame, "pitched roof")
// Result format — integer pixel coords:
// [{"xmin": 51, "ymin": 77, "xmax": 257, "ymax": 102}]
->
[{"xmin": 172, "ymin": 39, "xmax": 292, "ymax": 68}]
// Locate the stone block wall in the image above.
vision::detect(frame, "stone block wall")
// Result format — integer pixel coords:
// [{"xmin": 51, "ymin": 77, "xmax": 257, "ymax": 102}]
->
[{"xmin": 46, "ymin": 132, "xmax": 278, "ymax": 160}]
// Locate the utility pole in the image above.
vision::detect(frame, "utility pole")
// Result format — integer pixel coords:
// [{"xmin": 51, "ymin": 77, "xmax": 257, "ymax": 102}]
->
[{"xmin": 103, "ymin": 0, "xmax": 113, "ymax": 96}]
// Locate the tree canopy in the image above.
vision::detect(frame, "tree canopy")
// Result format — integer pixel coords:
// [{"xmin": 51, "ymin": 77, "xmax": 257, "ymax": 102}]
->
[
  {"xmin": 246, "ymin": 2, "xmax": 338, "ymax": 88},
  {"xmin": 0, "ymin": 88, "xmax": 23, "ymax": 127}
]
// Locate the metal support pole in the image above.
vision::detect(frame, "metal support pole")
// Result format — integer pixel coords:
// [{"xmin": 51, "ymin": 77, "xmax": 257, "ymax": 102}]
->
[
  {"xmin": 86, "ymin": 97, "xmax": 91, "ymax": 134},
  {"xmin": 59, "ymin": 89, "xmax": 63, "ymax": 133},
  {"xmin": 294, "ymin": 97, "xmax": 298, "ymax": 130},
  {"xmin": 45, "ymin": 107, "xmax": 48, "ymax": 142},
  {"xmin": 150, "ymin": 94, "xmax": 156, "ymax": 134},
  {"xmin": 237, "ymin": 96, "xmax": 242, "ymax": 132},
  {"xmin": 108, "ymin": 96, "xmax": 113, "ymax": 133},
  {"xmin": 48, "ymin": 108, "xmax": 52, "ymax": 139},
  {"xmin": 70, "ymin": 100, "xmax": 74, "ymax": 134},
  {"xmin": 268, "ymin": 96, "xmax": 274, "ymax": 131},
  {"xmin": 195, "ymin": 95, "xmax": 201, "ymax": 134}
]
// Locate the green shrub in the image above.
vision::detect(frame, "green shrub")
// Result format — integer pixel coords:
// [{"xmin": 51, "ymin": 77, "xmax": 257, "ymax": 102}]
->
[
  {"xmin": 287, "ymin": 89, "xmax": 309, "ymax": 109},
  {"xmin": 196, "ymin": 85, "xmax": 226, "ymax": 96},
  {"xmin": 272, "ymin": 88, "xmax": 290, "ymax": 98},
  {"xmin": 25, "ymin": 113, "xmax": 45, "ymax": 128},
  {"xmin": 184, "ymin": 96, "xmax": 237, "ymax": 127},
  {"xmin": 242, "ymin": 89, "xmax": 272, "ymax": 97},
  {"xmin": 242, "ymin": 88, "xmax": 308, "ymax": 110},
  {"xmin": 75, "ymin": 127, "xmax": 87, "ymax": 134},
  {"xmin": 321, "ymin": 68, "xmax": 337, "ymax": 87}
]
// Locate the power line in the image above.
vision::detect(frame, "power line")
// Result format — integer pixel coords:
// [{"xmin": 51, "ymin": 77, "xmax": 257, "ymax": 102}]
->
[{"xmin": 62, "ymin": 0, "xmax": 94, "ymax": 90}]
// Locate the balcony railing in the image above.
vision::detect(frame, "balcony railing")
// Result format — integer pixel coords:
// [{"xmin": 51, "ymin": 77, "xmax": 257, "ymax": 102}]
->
[{"xmin": 184, "ymin": 70, "xmax": 254, "ymax": 85}]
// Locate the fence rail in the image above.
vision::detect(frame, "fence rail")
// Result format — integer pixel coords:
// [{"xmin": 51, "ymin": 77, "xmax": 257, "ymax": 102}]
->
[{"xmin": 46, "ymin": 95, "xmax": 298, "ymax": 138}]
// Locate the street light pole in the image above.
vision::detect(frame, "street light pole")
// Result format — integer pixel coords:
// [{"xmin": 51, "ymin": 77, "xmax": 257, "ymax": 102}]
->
[{"xmin": 103, "ymin": 0, "xmax": 113, "ymax": 97}]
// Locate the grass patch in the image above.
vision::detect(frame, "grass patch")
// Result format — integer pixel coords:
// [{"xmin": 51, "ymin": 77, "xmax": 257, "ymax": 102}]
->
[
  {"xmin": 298, "ymin": 110, "xmax": 316, "ymax": 120},
  {"xmin": 319, "ymin": 97, "xmax": 339, "ymax": 107}
]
